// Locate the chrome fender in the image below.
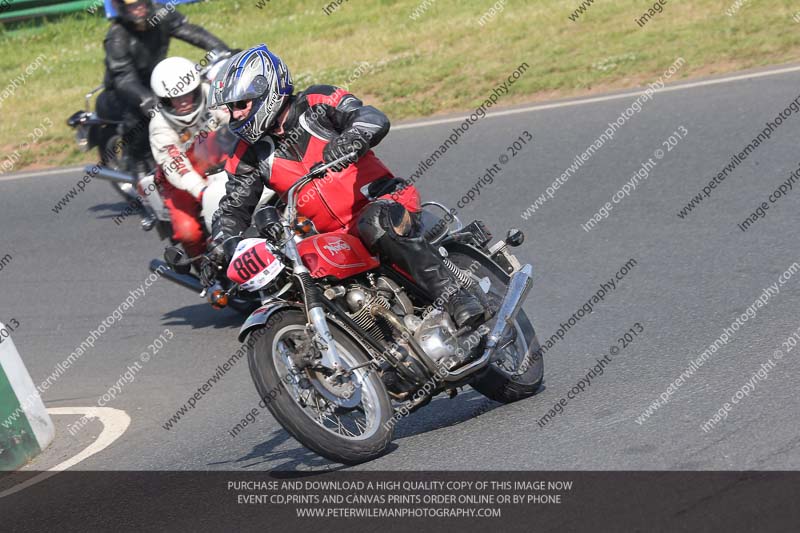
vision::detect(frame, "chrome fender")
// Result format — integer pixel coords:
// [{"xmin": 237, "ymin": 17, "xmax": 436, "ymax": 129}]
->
[{"xmin": 238, "ymin": 301, "xmax": 304, "ymax": 342}]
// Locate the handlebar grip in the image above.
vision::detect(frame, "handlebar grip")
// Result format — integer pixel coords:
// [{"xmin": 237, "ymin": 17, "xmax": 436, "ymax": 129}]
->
[
  {"xmin": 309, "ymin": 162, "xmax": 328, "ymax": 177},
  {"xmin": 309, "ymin": 152, "xmax": 359, "ymax": 178}
]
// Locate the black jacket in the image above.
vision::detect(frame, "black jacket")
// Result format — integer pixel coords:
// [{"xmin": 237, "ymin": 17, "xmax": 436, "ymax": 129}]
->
[{"xmin": 103, "ymin": 3, "xmax": 228, "ymax": 110}]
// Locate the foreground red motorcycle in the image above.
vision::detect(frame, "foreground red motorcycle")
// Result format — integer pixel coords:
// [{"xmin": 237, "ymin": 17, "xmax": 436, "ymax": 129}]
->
[{"xmin": 168, "ymin": 153, "xmax": 542, "ymax": 463}]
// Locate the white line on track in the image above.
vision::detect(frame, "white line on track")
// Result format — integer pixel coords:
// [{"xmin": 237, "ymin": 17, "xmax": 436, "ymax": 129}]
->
[
  {"xmin": 0, "ymin": 406, "xmax": 130, "ymax": 499},
  {"xmin": 5, "ymin": 63, "xmax": 800, "ymax": 181},
  {"xmin": 0, "ymin": 165, "xmax": 84, "ymax": 182}
]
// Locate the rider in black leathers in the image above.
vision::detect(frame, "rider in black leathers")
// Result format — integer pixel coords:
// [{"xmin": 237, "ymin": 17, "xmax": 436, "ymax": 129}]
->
[{"xmin": 98, "ymin": 0, "xmax": 230, "ymax": 173}]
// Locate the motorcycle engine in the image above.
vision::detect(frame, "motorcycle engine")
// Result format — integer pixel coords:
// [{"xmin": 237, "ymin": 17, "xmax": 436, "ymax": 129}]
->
[
  {"xmin": 412, "ymin": 310, "xmax": 460, "ymax": 365},
  {"xmin": 342, "ymin": 278, "xmax": 460, "ymax": 366},
  {"xmin": 343, "ymin": 285, "xmax": 394, "ymax": 341}
]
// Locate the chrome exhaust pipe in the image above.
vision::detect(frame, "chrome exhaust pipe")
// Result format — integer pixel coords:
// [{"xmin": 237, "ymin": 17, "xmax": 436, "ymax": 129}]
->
[
  {"xmin": 149, "ymin": 259, "xmax": 203, "ymax": 293},
  {"xmin": 88, "ymin": 165, "xmax": 137, "ymax": 185},
  {"xmin": 370, "ymin": 305, "xmax": 441, "ymax": 375},
  {"xmin": 443, "ymin": 263, "xmax": 533, "ymax": 381}
]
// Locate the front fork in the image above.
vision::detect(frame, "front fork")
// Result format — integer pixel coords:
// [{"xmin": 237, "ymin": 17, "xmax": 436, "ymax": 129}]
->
[
  {"xmin": 307, "ymin": 305, "xmax": 344, "ymax": 371},
  {"xmin": 283, "ymin": 236, "xmax": 346, "ymax": 372}
]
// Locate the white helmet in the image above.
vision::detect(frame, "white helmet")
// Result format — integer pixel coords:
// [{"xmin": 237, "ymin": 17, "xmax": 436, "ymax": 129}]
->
[{"xmin": 150, "ymin": 57, "xmax": 205, "ymax": 128}]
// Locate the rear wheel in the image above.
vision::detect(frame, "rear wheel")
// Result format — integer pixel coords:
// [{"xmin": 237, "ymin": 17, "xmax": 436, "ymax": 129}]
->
[
  {"xmin": 447, "ymin": 249, "xmax": 544, "ymax": 403},
  {"xmin": 248, "ymin": 309, "xmax": 394, "ymax": 464}
]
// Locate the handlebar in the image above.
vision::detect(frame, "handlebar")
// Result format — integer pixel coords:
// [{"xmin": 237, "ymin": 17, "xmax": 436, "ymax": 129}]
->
[
  {"xmin": 283, "ymin": 151, "xmax": 358, "ymax": 226},
  {"xmin": 168, "ymin": 150, "xmax": 358, "ymax": 289}
]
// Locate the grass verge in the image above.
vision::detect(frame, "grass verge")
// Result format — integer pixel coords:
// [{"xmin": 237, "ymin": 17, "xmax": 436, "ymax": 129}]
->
[{"xmin": 1, "ymin": 0, "xmax": 800, "ymax": 171}]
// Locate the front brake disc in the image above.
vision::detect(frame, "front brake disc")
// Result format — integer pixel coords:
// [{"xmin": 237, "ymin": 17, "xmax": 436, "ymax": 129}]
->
[{"xmin": 307, "ymin": 368, "xmax": 362, "ymax": 409}]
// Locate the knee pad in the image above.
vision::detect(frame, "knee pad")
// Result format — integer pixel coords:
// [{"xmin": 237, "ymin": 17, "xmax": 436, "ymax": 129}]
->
[{"xmin": 357, "ymin": 200, "xmax": 417, "ymax": 251}]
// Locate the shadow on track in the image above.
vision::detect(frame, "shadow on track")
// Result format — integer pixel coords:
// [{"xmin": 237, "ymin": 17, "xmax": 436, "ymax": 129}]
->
[
  {"xmin": 391, "ymin": 390, "xmax": 500, "ymax": 440},
  {"xmin": 215, "ymin": 386, "xmax": 546, "ymax": 470},
  {"xmin": 391, "ymin": 383, "xmax": 546, "ymax": 440},
  {"xmin": 88, "ymin": 201, "xmax": 137, "ymax": 221},
  {"xmin": 161, "ymin": 304, "xmax": 245, "ymax": 330},
  {"xmin": 209, "ymin": 429, "xmax": 351, "ymax": 472}
]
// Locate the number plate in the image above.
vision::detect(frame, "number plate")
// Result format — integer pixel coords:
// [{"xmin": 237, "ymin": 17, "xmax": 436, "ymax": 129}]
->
[{"xmin": 227, "ymin": 238, "xmax": 284, "ymax": 291}]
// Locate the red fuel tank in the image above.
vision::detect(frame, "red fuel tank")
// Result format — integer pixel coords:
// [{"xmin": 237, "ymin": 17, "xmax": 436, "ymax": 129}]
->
[{"xmin": 297, "ymin": 233, "xmax": 380, "ymax": 280}]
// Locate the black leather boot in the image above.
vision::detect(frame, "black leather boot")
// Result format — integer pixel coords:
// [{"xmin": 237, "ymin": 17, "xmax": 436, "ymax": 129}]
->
[
  {"xmin": 357, "ymin": 201, "xmax": 486, "ymax": 329},
  {"xmin": 382, "ymin": 234, "xmax": 485, "ymax": 329}
]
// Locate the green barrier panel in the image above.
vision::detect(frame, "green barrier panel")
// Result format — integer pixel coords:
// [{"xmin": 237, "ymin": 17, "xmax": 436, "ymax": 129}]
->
[
  {"xmin": 0, "ymin": 0, "xmax": 100, "ymax": 22},
  {"xmin": 0, "ymin": 323, "xmax": 54, "ymax": 471},
  {"xmin": 0, "ymin": 363, "xmax": 39, "ymax": 470}
]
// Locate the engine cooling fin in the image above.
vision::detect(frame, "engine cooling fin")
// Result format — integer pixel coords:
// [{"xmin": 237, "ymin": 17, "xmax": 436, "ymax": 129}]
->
[{"xmin": 348, "ymin": 293, "xmax": 393, "ymax": 341}]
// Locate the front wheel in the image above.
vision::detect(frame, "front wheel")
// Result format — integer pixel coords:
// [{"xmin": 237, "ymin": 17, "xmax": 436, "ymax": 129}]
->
[{"xmin": 247, "ymin": 309, "xmax": 394, "ymax": 464}]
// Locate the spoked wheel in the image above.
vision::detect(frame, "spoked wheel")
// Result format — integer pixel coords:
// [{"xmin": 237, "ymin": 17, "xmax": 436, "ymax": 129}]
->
[
  {"xmin": 248, "ymin": 309, "xmax": 394, "ymax": 464},
  {"xmin": 447, "ymin": 250, "xmax": 544, "ymax": 403},
  {"xmin": 100, "ymin": 134, "xmax": 138, "ymax": 202}
]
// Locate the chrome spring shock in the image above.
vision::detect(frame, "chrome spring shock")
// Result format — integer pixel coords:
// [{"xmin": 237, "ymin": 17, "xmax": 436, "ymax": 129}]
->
[{"xmin": 442, "ymin": 257, "xmax": 474, "ymax": 289}]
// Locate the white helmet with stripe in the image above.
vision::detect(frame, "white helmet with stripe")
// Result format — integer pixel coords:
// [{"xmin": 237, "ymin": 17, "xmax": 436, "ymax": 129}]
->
[{"xmin": 150, "ymin": 56, "xmax": 205, "ymax": 129}]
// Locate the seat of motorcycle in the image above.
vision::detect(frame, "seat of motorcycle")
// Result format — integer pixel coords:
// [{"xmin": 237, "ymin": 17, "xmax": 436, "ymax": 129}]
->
[{"xmin": 417, "ymin": 208, "xmax": 449, "ymax": 243}]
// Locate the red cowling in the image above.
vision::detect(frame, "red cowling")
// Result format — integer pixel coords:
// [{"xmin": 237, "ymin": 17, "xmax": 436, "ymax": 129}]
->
[{"xmin": 297, "ymin": 233, "xmax": 379, "ymax": 280}]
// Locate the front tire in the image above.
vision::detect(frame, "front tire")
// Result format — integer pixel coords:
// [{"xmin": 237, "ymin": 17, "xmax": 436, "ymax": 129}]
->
[{"xmin": 247, "ymin": 309, "xmax": 394, "ymax": 464}]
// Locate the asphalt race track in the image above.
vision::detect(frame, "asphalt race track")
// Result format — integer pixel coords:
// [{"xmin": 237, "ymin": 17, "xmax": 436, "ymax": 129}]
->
[{"xmin": 1, "ymin": 64, "xmax": 799, "ymax": 475}]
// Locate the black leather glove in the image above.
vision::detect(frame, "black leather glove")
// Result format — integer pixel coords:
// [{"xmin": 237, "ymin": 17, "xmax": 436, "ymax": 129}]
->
[
  {"xmin": 199, "ymin": 260, "xmax": 220, "ymax": 288},
  {"xmin": 200, "ymin": 241, "xmax": 231, "ymax": 288},
  {"xmin": 323, "ymin": 132, "xmax": 369, "ymax": 171}
]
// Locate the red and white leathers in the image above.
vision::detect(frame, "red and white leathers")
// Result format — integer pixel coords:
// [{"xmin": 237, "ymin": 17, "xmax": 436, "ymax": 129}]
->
[{"xmin": 149, "ymin": 84, "xmax": 229, "ymax": 256}]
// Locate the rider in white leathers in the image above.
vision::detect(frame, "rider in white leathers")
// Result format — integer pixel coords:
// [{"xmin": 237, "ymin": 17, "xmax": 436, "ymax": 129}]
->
[{"xmin": 148, "ymin": 56, "xmax": 229, "ymax": 257}]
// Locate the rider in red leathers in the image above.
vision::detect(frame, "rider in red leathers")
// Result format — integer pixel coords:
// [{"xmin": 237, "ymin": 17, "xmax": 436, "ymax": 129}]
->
[{"xmin": 209, "ymin": 45, "xmax": 485, "ymax": 328}]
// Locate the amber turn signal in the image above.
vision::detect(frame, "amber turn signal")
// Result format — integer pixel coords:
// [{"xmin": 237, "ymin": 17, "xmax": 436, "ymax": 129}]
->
[
  {"xmin": 294, "ymin": 217, "xmax": 314, "ymax": 235},
  {"xmin": 209, "ymin": 289, "xmax": 229, "ymax": 309}
]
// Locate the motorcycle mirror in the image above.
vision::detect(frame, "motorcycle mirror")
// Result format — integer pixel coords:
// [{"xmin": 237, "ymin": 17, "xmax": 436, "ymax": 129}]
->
[
  {"xmin": 506, "ymin": 228, "xmax": 525, "ymax": 247},
  {"xmin": 66, "ymin": 110, "xmax": 86, "ymax": 128},
  {"xmin": 164, "ymin": 246, "xmax": 191, "ymax": 274}
]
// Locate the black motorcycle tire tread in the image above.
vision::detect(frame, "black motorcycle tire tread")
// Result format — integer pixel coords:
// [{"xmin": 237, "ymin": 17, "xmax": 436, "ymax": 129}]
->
[
  {"xmin": 446, "ymin": 248, "xmax": 544, "ymax": 404},
  {"xmin": 247, "ymin": 309, "xmax": 394, "ymax": 465},
  {"xmin": 469, "ymin": 321, "xmax": 544, "ymax": 403},
  {"xmin": 100, "ymin": 132, "xmax": 121, "ymax": 168}
]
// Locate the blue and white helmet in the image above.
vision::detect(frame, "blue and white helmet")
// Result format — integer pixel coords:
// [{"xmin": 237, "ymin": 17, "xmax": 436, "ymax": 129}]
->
[{"xmin": 209, "ymin": 44, "xmax": 293, "ymax": 144}]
